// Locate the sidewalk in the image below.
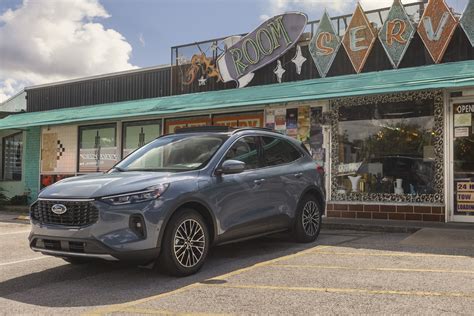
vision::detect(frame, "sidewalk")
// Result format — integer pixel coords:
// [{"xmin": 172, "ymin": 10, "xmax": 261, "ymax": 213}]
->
[{"xmin": 324, "ymin": 217, "xmax": 474, "ymax": 233}]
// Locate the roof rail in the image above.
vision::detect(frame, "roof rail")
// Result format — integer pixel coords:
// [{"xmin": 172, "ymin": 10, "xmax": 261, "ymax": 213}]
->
[
  {"xmin": 173, "ymin": 125, "xmax": 276, "ymax": 134},
  {"xmin": 174, "ymin": 126, "xmax": 232, "ymax": 133},
  {"xmin": 230, "ymin": 127, "xmax": 275, "ymax": 134}
]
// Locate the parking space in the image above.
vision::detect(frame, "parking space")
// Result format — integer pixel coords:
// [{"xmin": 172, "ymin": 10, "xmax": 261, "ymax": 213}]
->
[{"xmin": 0, "ymin": 220, "xmax": 473, "ymax": 315}]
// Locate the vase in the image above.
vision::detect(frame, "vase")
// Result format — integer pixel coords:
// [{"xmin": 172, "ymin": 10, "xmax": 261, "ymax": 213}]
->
[{"xmin": 348, "ymin": 175, "xmax": 362, "ymax": 193}]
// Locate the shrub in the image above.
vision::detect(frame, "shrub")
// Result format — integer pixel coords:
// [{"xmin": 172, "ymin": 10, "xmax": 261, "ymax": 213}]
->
[{"xmin": 10, "ymin": 195, "xmax": 28, "ymax": 206}]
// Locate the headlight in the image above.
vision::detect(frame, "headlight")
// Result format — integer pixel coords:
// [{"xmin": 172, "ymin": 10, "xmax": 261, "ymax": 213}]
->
[{"xmin": 101, "ymin": 183, "xmax": 169, "ymax": 205}]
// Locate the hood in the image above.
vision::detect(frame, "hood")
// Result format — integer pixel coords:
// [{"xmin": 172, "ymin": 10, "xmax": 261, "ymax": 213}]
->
[{"xmin": 38, "ymin": 171, "xmax": 194, "ymax": 199}]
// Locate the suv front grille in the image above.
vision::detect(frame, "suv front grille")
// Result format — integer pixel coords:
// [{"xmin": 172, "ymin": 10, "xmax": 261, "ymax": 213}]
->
[{"xmin": 31, "ymin": 200, "xmax": 99, "ymax": 226}]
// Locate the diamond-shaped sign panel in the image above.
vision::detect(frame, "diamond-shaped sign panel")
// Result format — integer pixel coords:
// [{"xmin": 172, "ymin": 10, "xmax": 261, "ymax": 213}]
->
[
  {"xmin": 417, "ymin": 0, "xmax": 458, "ymax": 63},
  {"xmin": 460, "ymin": 0, "xmax": 474, "ymax": 47},
  {"xmin": 342, "ymin": 3, "xmax": 377, "ymax": 73},
  {"xmin": 379, "ymin": 0, "xmax": 416, "ymax": 68},
  {"xmin": 309, "ymin": 11, "xmax": 341, "ymax": 77}
]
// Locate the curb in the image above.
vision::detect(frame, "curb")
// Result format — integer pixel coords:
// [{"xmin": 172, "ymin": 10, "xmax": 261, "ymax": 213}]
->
[
  {"xmin": 15, "ymin": 215, "xmax": 30, "ymax": 221},
  {"xmin": 323, "ymin": 222, "xmax": 420, "ymax": 234}
]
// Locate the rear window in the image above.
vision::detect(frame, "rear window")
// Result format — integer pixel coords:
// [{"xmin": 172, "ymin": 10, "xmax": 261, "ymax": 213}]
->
[{"xmin": 261, "ymin": 136, "xmax": 302, "ymax": 167}]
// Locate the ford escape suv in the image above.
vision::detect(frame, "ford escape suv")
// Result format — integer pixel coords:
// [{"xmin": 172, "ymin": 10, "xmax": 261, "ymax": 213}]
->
[{"xmin": 30, "ymin": 127, "xmax": 325, "ymax": 276}]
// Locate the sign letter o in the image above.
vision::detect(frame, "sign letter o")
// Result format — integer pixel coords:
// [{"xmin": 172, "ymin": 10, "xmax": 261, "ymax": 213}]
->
[
  {"xmin": 256, "ymin": 28, "xmax": 274, "ymax": 56},
  {"xmin": 242, "ymin": 38, "xmax": 260, "ymax": 65}
]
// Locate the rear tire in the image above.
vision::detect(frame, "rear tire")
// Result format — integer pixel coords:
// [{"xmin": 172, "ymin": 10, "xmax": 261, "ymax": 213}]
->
[
  {"xmin": 158, "ymin": 209, "xmax": 210, "ymax": 276},
  {"xmin": 293, "ymin": 194, "xmax": 322, "ymax": 243}
]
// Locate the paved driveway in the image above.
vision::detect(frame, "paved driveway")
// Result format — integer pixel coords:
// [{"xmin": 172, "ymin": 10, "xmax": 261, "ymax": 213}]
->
[{"xmin": 0, "ymin": 220, "xmax": 473, "ymax": 315}]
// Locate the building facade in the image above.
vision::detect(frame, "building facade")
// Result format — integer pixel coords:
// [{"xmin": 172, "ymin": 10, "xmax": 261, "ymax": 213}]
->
[{"xmin": 1, "ymin": 0, "xmax": 473, "ymax": 223}]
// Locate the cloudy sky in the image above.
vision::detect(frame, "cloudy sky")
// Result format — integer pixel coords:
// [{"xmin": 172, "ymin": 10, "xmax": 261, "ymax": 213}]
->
[{"xmin": 0, "ymin": 0, "xmax": 469, "ymax": 102}]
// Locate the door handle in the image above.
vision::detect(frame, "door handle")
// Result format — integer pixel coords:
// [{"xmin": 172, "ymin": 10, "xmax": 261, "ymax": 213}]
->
[
  {"xmin": 254, "ymin": 178, "xmax": 265, "ymax": 185},
  {"xmin": 294, "ymin": 173, "xmax": 303, "ymax": 178}
]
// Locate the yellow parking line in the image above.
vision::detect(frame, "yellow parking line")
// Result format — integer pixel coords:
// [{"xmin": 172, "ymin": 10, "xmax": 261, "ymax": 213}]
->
[
  {"xmin": 83, "ymin": 244, "xmax": 333, "ymax": 315},
  {"xmin": 310, "ymin": 251, "xmax": 471, "ymax": 259},
  {"xmin": 208, "ymin": 245, "xmax": 333, "ymax": 281},
  {"xmin": 82, "ymin": 284, "xmax": 200, "ymax": 316},
  {"xmin": 269, "ymin": 264, "xmax": 474, "ymax": 275},
  {"xmin": 117, "ymin": 307, "xmax": 229, "ymax": 315},
  {"xmin": 206, "ymin": 283, "xmax": 474, "ymax": 299}
]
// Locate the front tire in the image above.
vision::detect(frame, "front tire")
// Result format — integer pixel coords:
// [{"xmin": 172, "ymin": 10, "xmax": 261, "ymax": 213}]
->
[
  {"xmin": 158, "ymin": 209, "xmax": 210, "ymax": 276},
  {"xmin": 293, "ymin": 194, "xmax": 322, "ymax": 243}
]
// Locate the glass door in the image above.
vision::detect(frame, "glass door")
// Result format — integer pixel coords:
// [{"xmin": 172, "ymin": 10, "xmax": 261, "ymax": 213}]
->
[{"xmin": 451, "ymin": 100, "xmax": 474, "ymax": 222}]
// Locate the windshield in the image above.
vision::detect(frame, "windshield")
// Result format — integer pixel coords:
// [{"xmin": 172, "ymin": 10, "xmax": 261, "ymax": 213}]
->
[{"xmin": 115, "ymin": 134, "xmax": 228, "ymax": 172}]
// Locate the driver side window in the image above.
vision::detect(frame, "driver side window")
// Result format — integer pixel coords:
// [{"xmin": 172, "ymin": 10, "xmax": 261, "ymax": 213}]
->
[{"xmin": 224, "ymin": 136, "xmax": 260, "ymax": 170}]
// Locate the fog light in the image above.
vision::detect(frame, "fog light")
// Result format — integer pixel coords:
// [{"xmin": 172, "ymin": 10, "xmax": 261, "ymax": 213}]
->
[{"xmin": 129, "ymin": 214, "xmax": 146, "ymax": 239}]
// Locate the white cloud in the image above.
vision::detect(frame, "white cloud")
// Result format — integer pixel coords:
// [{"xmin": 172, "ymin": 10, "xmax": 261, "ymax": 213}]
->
[{"xmin": 0, "ymin": 0, "xmax": 137, "ymax": 103}]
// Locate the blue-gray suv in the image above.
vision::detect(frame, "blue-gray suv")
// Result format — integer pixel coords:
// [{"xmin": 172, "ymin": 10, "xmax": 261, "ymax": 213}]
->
[{"xmin": 30, "ymin": 127, "xmax": 325, "ymax": 276}]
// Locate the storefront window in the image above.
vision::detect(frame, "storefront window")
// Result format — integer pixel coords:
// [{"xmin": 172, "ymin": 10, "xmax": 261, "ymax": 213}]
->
[
  {"xmin": 2, "ymin": 132, "xmax": 22, "ymax": 181},
  {"xmin": 122, "ymin": 120, "xmax": 161, "ymax": 157},
  {"xmin": 213, "ymin": 112, "xmax": 263, "ymax": 128},
  {"xmin": 334, "ymin": 97, "xmax": 437, "ymax": 197},
  {"xmin": 165, "ymin": 116, "xmax": 211, "ymax": 134},
  {"xmin": 78, "ymin": 124, "xmax": 117, "ymax": 172}
]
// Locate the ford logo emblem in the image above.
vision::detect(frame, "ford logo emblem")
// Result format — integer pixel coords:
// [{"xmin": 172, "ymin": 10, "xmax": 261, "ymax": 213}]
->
[{"xmin": 51, "ymin": 204, "xmax": 67, "ymax": 215}]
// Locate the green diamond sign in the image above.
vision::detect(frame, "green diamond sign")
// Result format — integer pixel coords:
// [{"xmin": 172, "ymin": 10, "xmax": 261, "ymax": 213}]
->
[
  {"xmin": 309, "ymin": 11, "xmax": 341, "ymax": 78},
  {"xmin": 379, "ymin": 0, "xmax": 416, "ymax": 68}
]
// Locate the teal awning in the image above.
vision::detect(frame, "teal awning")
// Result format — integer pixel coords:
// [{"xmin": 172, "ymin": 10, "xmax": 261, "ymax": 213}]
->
[{"xmin": 1, "ymin": 60, "xmax": 474, "ymax": 130}]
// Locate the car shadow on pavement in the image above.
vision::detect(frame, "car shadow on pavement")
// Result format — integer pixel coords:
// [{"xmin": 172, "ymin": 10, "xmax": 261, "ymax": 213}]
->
[
  {"xmin": 0, "ymin": 233, "xmax": 332, "ymax": 308},
  {"xmin": 1, "ymin": 229, "xmax": 473, "ymax": 308}
]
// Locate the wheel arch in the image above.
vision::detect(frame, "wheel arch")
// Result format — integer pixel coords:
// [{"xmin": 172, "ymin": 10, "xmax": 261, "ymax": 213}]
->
[
  {"xmin": 300, "ymin": 186, "xmax": 326, "ymax": 215},
  {"xmin": 157, "ymin": 199, "xmax": 218, "ymax": 248}
]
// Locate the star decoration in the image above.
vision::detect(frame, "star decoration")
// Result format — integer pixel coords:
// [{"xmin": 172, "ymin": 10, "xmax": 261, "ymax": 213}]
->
[
  {"xmin": 198, "ymin": 76, "xmax": 207, "ymax": 86},
  {"xmin": 291, "ymin": 45, "xmax": 306, "ymax": 75},
  {"xmin": 273, "ymin": 60, "xmax": 285, "ymax": 83}
]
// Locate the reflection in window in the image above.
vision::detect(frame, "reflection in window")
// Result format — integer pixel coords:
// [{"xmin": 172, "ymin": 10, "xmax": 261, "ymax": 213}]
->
[
  {"xmin": 79, "ymin": 124, "xmax": 117, "ymax": 172},
  {"xmin": 2, "ymin": 132, "xmax": 23, "ymax": 180},
  {"xmin": 261, "ymin": 136, "xmax": 301, "ymax": 166},
  {"xmin": 123, "ymin": 120, "xmax": 161, "ymax": 158},
  {"xmin": 336, "ymin": 99, "xmax": 436, "ymax": 195},
  {"xmin": 224, "ymin": 137, "xmax": 260, "ymax": 170}
]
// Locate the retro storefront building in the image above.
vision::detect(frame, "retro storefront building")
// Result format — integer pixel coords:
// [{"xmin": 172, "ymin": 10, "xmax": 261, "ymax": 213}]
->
[{"xmin": 0, "ymin": 0, "xmax": 473, "ymax": 223}]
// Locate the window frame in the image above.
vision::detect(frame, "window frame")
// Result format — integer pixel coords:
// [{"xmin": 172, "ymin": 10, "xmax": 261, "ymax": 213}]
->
[
  {"xmin": 121, "ymin": 119, "xmax": 162, "ymax": 159},
  {"xmin": 329, "ymin": 90, "xmax": 445, "ymax": 204},
  {"xmin": 77, "ymin": 123, "xmax": 118, "ymax": 173},
  {"xmin": 215, "ymin": 135, "xmax": 264, "ymax": 174},
  {"xmin": 1, "ymin": 132, "xmax": 23, "ymax": 181}
]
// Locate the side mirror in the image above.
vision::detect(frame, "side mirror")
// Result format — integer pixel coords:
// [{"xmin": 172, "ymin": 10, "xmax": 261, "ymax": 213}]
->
[{"xmin": 216, "ymin": 160, "xmax": 246, "ymax": 175}]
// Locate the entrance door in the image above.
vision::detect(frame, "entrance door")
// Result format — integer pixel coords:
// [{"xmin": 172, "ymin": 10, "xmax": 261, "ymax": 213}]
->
[{"xmin": 450, "ymin": 100, "xmax": 474, "ymax": 222}]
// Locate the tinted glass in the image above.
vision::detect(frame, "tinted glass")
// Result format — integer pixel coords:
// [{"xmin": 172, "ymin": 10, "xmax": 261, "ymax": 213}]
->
[
  {"xmin": 224, "ymin": 136, "xmax": 260, "ymax": 170},
  {"xmin": 261, "ymin": 136, "xmax": 301, "ymax": 166},
  {"xmin": 116, "ymin": 134, "xmax": 227, "ymax": 172}
]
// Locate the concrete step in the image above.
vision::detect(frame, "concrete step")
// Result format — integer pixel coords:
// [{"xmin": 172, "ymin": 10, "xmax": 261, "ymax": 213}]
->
[{"xmin": 323, "ymin": 217, "xmax": 474, "ymax": 233}]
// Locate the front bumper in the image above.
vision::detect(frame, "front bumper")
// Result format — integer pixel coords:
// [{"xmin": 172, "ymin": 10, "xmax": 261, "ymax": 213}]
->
[{"xmin": 29, "ymin": 198, "xmax": 168, "ymax": 263}]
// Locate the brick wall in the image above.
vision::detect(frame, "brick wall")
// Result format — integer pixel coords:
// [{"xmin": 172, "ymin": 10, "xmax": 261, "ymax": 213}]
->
[
  {"xmin": 24, "ymin": 126, "xmax": 41, "ymax": 203},
  {"xmin": 326, "ymin": 203, "xmax": 445, "ymax": 222}
]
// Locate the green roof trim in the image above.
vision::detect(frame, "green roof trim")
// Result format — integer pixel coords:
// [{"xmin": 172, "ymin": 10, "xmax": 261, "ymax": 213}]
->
[{"xmin": 1, "ymin": 60, "xmax": 474, "ymax": 130}]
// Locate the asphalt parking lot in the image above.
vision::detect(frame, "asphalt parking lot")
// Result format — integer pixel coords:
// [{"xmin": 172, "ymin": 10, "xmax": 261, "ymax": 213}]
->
[{"xmin": 1, "ymin": 219, "xmax": 473, "ymax": 315}]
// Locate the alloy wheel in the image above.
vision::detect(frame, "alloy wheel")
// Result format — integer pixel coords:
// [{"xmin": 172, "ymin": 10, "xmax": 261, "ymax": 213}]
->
[
  {"xmin": 302, "ymin": 200, "xmax": 320, "ymax": 236},
  {"xmin": 174, "ymin": 219, "xmax": 206, "ymax": 268}
]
